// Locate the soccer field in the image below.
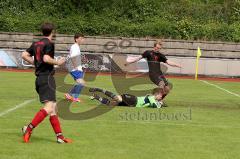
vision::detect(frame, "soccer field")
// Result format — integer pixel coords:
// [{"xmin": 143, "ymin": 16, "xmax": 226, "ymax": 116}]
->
[{"xmin": 0, "ymin": 71, "xmax": 240, "ymax": 159}]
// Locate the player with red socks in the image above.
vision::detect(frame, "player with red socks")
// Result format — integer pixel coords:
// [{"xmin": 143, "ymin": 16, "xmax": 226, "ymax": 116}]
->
[{"xmin": 21, "ymin": 22, "xmax": 72, "ymax": 144}]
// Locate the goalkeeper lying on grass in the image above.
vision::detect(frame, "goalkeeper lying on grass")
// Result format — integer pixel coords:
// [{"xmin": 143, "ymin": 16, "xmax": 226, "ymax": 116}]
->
[{"xmin": 89, "ymin": 87, "xmax": 168, "ymax": 108}]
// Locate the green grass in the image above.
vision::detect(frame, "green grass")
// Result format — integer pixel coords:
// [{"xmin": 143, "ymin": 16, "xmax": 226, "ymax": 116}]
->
[{"xmin": 0, "ymin": 71, "xmax": 240, "ymax": 159}]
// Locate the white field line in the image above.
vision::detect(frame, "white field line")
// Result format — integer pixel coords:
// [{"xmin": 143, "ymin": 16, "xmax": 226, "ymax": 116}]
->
[
  {"xmin": 201, "ymin": 80, "xmax": 240, "ymax": 98},
  {"xmin": 0, "ymin": 99, "xmax": 35, "ymax": 117}
]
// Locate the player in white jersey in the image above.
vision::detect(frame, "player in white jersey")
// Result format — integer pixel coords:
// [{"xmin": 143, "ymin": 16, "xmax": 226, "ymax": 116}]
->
[{"xmin": 65, "ymin": 33, "xmax": 85, "ymax": 102}]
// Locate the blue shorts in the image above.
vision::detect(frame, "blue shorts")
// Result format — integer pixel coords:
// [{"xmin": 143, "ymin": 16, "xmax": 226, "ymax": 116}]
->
[{"xmin": 70, "ymin": 70, "xmax": 84, "ymax": 80}]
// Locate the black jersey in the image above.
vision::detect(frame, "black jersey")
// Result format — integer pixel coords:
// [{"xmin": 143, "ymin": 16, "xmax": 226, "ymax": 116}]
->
[
  {"xmin": 26, "ymin": 38, "xmax": 55, "ymax": 76},
  {"xmin": 142, "ymin": 50, "xmax": 167, "ymax": 75}
]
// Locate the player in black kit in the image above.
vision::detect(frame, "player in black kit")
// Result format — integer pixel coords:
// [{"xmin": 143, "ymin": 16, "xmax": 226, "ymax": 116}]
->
[
  {"xmin": 21, "ymin": 22, "xmax": 72, "ymax": 144},
  {"xmin": 125, "ymin": 40, "xmax": 181, "ymax": 100}
]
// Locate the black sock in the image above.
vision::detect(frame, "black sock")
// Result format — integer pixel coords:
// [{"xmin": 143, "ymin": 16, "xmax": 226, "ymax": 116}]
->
[
  {"xmin": 103, "ymin": 90, "xmax": 116, "ymax": 99},
  {"xmin": 94, "ymin": 94, "xmax": 110, "ymax": 105},
  {"xmin": 89, "ymin": 87, "xmax": 103, "ymax": 92},
  {"xmin": 90, "ymin": 88, "xmax": 116, "ymax": 99}
]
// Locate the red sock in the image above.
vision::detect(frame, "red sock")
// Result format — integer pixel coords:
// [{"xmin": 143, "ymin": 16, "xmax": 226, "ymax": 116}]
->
[
  {"xmin": 27, "ymin": 109, "xmax": 48, "ymax": 132},
  {"xmin": 49, "ymin": 115, "xmax": 64, "ymax": 139}
]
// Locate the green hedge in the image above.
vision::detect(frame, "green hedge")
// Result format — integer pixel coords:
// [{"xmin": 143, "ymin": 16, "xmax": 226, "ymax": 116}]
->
[{"xmin": 1, "ymin": 0, "xmax": 240, "ymax": 41}]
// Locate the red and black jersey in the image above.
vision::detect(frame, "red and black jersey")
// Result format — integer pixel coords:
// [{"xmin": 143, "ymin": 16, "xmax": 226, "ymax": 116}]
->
[
  {"xmin": 142, "ymin": 50, "xmax": 167, "ymax": 75},
  {"xmin": 26, "ymin": 38, "xmax": 55, "ymax": 76}
]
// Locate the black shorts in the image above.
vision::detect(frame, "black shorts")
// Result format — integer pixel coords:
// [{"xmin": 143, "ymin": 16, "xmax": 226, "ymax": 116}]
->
[
  {"xmin": 35, "ymin": 75, "xmax": 56, "ymax": 103},
  {"xmin": 149, "ymin": 73, "xmax": 168, "ymax": 86},
  {"xmin": 118, "ymin": 94, "xmax": 137, "ymax": 106}
]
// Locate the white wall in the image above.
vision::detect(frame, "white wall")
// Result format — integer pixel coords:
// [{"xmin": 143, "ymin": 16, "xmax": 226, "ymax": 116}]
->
[{"xmin": 125, "ymin": 55, "xmax": 240, "ymax": 77}]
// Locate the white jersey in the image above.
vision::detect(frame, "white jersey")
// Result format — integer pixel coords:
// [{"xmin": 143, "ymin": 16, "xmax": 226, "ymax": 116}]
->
[
  {"xmin": 66, "ymin": 43, "xmax": 83, "ymax": 72},
  {"xmin": 70, "ymin": 43, "xmax": 81, "ymax": 57}
]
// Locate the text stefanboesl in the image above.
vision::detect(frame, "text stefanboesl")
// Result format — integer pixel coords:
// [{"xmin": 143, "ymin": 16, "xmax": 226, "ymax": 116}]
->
[{"xmin": 119, "ymin": 108, "xmax": 192, "ymax": 121}]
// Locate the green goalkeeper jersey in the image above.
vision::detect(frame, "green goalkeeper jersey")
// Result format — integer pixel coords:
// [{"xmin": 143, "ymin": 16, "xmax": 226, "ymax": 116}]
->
[{"xmin": 135, "ymin": 95, "xmax": 161, "ymax": 108}]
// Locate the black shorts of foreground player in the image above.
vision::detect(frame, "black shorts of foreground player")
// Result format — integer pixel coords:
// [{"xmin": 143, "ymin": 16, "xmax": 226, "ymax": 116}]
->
[
  {"xmin": 89, "ymin": 87, "xmax": 166, "ymax": 108},
  {"xmin": 21, "ymin": 22, "xmax": 72, "ymax": 144}
]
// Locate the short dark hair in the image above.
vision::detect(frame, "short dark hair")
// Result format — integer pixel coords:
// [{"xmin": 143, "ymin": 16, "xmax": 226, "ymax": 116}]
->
[
  {"xmin": 41, "ymin": 22, "xmax": 55, "ymax": 36},
  {"xmin": 74, "ymin": 33, "xmax": 84, "ymax": 42}
]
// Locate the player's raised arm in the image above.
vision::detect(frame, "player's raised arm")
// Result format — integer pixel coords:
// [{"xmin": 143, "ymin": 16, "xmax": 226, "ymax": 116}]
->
[
  {"xmin": 166, "ymin": 60, "xmax": 181, "ymax": 68},
  {"xmin": 43, "ymin": 54, "xmax": 65, "ymax": 66},
  {"xmin": 124, "ymin": 56, "xmax": 143, "ymax": 66},
  {"xmin": 22, "ymin": 51, "xmax": 34, "ymax": 65}
]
